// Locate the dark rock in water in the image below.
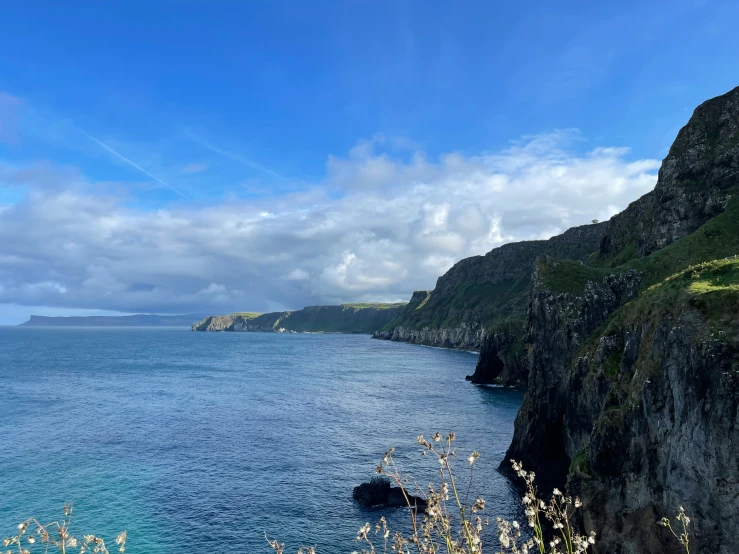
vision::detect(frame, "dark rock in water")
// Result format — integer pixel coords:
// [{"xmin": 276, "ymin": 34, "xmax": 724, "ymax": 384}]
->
[{"xmin": 353, "ymin": 478, "xmax": 427, "ymax": 509}]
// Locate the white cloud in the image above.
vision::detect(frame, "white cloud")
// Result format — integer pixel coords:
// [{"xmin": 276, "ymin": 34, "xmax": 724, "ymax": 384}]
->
[
  {"xmin": 0, "ymin": 131, "xmax": 660, "ymax": 315},
  {"xmin": 285, "ymin": 269, "xmax": 310, "ymax": 281}
]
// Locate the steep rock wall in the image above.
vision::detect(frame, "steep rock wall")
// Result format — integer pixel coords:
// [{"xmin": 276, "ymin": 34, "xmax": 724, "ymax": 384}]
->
[
  {"xmin": 558, "ymin": 258, "xmax": 739, "ymax": 554},
  {"xmin": 502, "ymin": 260, "xmax": 644, "ymax": 485},
  {"xmin": 599, "ymin": 85, "xmax": 739, "ymax": 262}
]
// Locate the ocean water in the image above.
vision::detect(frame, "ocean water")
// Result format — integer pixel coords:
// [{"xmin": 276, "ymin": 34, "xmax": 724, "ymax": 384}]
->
[{"xmin": 0, "ymin": 328, "xmax": 524, "ymax": 553}]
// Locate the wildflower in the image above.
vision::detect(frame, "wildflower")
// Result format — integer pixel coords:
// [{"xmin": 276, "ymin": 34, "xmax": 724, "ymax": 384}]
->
[
  {"xmin": 356, "ymin": 523, "xmax": 371, "ymax": 541},
  {"xmin": 471, "ymin": 496, "xmax": 486, "ymax": 513},
  {"xmin": 432, "ymin": 432, "xmax": 442, "ymax": 442}
]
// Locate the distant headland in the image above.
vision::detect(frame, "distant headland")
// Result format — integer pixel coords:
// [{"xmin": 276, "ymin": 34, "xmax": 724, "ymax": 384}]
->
[{"xmin": 19, "ymin": 314, "xmax": 207, "ymax": 327}]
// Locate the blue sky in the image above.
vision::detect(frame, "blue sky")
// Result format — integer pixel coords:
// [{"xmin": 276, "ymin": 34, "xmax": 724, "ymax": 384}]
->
[{"xmin": 0, "ymin": 0, "xmax": 738, "ymax": 324}]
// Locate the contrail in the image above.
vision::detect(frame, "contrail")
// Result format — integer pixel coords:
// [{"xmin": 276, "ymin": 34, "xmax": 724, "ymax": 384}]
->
[
  {"xmin": 184, "ymin": 129, "xmax": 286, "ymax": 181},
  {"xmin": 77, "ymin": 127, "xmax": 190, "ymax": 200}
]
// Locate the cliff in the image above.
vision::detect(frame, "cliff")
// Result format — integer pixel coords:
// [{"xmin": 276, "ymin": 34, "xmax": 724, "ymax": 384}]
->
[
  {"xmin": 20, "ymin": 314, "xmax": 206, "ymax": 327},
  {"xmin": 373, "ymin": 222, "xmax": 607, "ymax": 380},
  {"xmin": 597, "ymin": 85, "xmax": 739, "ymax": 264},
  {"xmin": 505, "ymin": 229, "xmax": 739, "ymax": 552},
  {"xmin": 192, "ymin": 303, "xmax": 405, "ymax": 334},
  {"xmin": 565, "ymin": 259, "xmax": 739, "ymax": 554},
  {"xmin": 501, "ymin": 86, "xmax": 739, "ymax": 553}
]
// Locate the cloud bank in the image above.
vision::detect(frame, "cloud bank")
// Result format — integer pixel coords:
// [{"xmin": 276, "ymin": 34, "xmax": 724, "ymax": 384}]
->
[{"xmin": 0, "ymin": 131, "xmax": 659, "ymax": 317}]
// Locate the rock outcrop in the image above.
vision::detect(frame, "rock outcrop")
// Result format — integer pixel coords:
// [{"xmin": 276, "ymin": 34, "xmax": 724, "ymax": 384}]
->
[
  {"xmin": 559, "ymin": 260, "xmax": 739, "ymax": 554},
  {"xmin": 466, "ymin": 322, "xmax": 528, "ymax": 386},
  {"xmin": 353, "ymin": 479, "xmax": 427, "ymax": 510},
  {"xmin": 566, "ymin": 302, "xmax": 739, "ymax": 553}
]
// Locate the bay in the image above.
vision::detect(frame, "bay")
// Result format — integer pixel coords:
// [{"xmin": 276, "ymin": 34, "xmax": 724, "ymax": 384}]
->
[{"xmin": 0, "ymin": 328, "xmax": 523, "ymax": 553}]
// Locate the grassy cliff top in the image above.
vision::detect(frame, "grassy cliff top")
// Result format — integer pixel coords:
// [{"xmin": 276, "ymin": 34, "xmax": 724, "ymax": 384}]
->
[
  {"xmin": 603, "ymin": 257, "xmax": 739, "ymax": 336},
  {"xmin": 540, "ymin": 197, "xmax": 739, "ymax": 295},
  {"xmin": 339, "ymin": 302, "xmax": 407, "ymax": 310},
  {"xmin": 231, "ymin": 312, "xmax": 262, "ymax": 318}
]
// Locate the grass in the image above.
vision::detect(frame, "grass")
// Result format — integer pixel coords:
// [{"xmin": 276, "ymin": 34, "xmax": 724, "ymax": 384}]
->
[
  {"xmin": 536, "ymin": 261, "xmax": 611, "ymax": 295},
  {"xmin": 569, "ymin": 448, "xmax": 591, "ymax": 478},
  {"xmin": 231, "ymin": 312, "xmax": 262, "ymax": 318},
  {"xmin": 340, "ymin": 302, "xmax": 407, "ymax": 310},
  {"xmin": 541, "ymin": 198, "xmax": 739, "ymax": 296},
  {"xmin": 599, "ymin": 257, "xmax": 739, "ymax": 339},
  {"xmin": 414, "ymin": 294, "xmax": 431, "ymax": 310},
  {"xmin": 575, "ymin": 257, "xmax": 739, "ymax": 412}
]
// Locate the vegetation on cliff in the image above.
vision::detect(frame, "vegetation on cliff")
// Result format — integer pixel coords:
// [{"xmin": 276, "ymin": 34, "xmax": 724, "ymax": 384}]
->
[
  {"xmin": 192, "ymin": 303, "xmax": 405, "ymax": 334},
  {"xmin": 539, "ymin": 197, "xmax": 739, "ymax": 296},
  {"xmin": 375, "ymin": 224, "xmax": 606, "ymax": 357}
]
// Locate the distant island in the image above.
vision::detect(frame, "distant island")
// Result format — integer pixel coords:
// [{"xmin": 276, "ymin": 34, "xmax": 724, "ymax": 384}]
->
[
  {"xmin": 192, "ymin": 303, "xmax": 406, "ymax": 334},
  {"xmin": 20, "ymin": 314, "xmax": 207, "ymax": 327}
]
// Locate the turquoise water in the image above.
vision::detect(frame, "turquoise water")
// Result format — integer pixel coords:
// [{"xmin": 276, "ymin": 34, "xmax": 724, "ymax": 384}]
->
[{"xmin": 0, "ymin": 328, "xmax": 523, "ymax": 553}]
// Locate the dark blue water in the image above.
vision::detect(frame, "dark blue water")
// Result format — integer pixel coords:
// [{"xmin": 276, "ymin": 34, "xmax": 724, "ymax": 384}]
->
[{"xmin": 0, "ymin": 328, "xmax": 523, "ymax": 553}]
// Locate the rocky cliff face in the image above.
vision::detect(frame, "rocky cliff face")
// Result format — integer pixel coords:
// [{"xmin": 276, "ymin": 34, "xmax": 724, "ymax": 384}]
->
[
  {"xmin": 374, "ymin": 223, "xmax": 607, "ymax": 360},
  {"xmin": 564, "ymin": 260, "xmax": 739, "ymax": 554},
  {"xmin": 435, "ymin": 223, "xmax": 608, "ymax": 294},
  {"xmin": 466, "ymin": 322, "xmax": 528, "ymax": 386},
  {"xmin": 191, "ymin": 312, "xmax": 288, "ymax": 332},
  {"xmin": 373, "ymin": 322, "xmax": 485, "ymax": 350},
  {"xmin": 599, "ymin": 85, "xmax": 739, "ymax": 263},
  {"xmin": 502, "ymin": 260, "xmax": 645, "ymax": 485},
  {"xmin": 498, "ymin": 86, "xmax": 739, "ymax": 553},
  {"xmin": 504, "ymin": 258, "xmax": 739, "ymax": 553}
]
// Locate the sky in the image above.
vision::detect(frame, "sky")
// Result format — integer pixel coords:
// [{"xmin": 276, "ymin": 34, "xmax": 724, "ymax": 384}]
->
[{"xmin": 1, "ymin": 0, "xmax": 738, "ymax": 325}]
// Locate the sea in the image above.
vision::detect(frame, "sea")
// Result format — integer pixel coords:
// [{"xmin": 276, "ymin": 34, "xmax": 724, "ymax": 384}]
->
[{"xmin": 0, "ymin": 327, "xmax": 524, "ymax": 553}]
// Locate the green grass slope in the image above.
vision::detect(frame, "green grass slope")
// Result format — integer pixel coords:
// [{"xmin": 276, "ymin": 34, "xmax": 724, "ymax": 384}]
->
[
  {"xmin": 540, "ymin": 198, "xmax": 739, "ymax": 295},
  {"xmin": 571, "ymin": 257, "xmax": 739, "ymax": 428}
]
